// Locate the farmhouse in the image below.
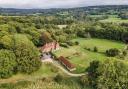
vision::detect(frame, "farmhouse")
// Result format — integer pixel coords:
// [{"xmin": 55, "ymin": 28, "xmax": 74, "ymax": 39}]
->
[
  {"xmin": 40, "ymin": 42, "xmax": 60, "ymax": 53},
  {"xmin": 58, "ymin": 56, "xmax": 76, "ymax": 72}
]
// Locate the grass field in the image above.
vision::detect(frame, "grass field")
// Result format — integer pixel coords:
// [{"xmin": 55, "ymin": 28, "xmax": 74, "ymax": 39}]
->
[
  {"xmin": 100, "ymin": 17, "xmax": 128, "ymax": 23},
  {"xmin": 0, "ymin": 77, "xmax": 92, "ymax": 89},
  {"xmin": 89, "ymin": 15, "xmax": 128, "ymax": 23},
  {"xmin": 54, "ymin": 38, "xmax": 126, "ymax": 73},
  {"xmin": 0, "ymin": 63, "xmax": 92, "ymax": 89},
  {"xmin": 0, "ymin": 63, "xmax": 58, "ymax": 84}
]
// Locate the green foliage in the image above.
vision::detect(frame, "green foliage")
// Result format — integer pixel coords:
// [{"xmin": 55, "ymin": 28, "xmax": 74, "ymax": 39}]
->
[
  {"xmin": 80, "ymin": 75, "xmax": 90, "ymax": 86},
  {"xmin": 119, "ymin": 12, "xmax": 128, "ymax": 19},
  {"xmin": 86, "ymin": 59, "xmax": 128, "ymax": 89},
  {"xmin": 77, "ymin": 31, "xmax": 91, "ymax": 38},
  {"xmin": 0, "ymin": 35, "xmax": 13, "ymax": 49},
  {"xmin": 60, "ymin": 43, "xmax": 69, "ymax": 48},
  {"xmin": 75, "ymin": 41, "xmax": 79, "ymax": 45},
  {"xmin": 39, "ymin": 31, "xmax": 53, "ymax": 45},
  {"xmin": 122, "ymin": 50, "xmax": 127, "ymax": 56},
  {"xmin": 54, "ymin": 73, "xmax": 64, "ymax": 82},
  {"xmin": 86, "ymin": 60, "xmax": 100, "ymax": 87},
  {"xmin": 93, "ymin": 46, "xmax": 98, "ymax": 52},
  {"xmin": 97, "ymin": 59, "xmax": 128, "ymax": 89},
  {"xmin": 106, "ymin": 48, "xmax": 120, "ymax": 57},
  {"xmin": 13, "ymin": 34, "xmax": 41, "ymax": 74},
  {"xmin": 0, "ymin": 49, "xmax": 16, "ymax": 78}
]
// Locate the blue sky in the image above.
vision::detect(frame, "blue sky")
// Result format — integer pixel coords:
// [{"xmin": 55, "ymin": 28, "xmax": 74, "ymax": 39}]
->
[{"xmin": 0, "ymin": 0, "xmax": 128, "ymax": 9}]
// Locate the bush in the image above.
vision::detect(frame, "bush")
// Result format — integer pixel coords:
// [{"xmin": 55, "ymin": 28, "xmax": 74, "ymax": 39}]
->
[
  {"xmin": 80, "ymin": 75, "xmax": 90, "ymax": 86},
  {"xmin": 106, "ymin": 48, "xmax": 120, "ymax": 57},
  {"xmin": 87, "ymin": 48, "xmax": 91, "ymax": 51},
  {"xmin": 75, "ymin": 41, "xmax": 79, "ymax": 45},
  {"xmin": 94, "ymin": 46, "xmax": 98, "ymax": 52},
  {"xmin": 60, "ymin": 43, "xmax": 69, "ymax": 48},
  {"xmin": 66, "ymin": 41, "xmax": 75, "ymax": 46},
  {"xmin": 122, "ymin": 50, "xmax": 127, "ymax": 56},
  {"xmin": 54, "ymin": 74, "xmax": 64, "ymax": 82}
]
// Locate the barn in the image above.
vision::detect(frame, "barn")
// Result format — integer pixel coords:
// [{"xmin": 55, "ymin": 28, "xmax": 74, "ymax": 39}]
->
[{"xmin": 58, "ymin": 56, "xmax": 76, "ymax": 72}]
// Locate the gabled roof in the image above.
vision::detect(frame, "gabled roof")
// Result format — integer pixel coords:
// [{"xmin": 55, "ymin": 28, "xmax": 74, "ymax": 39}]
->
[{"xmin": 58, "ymin": 56, "xmax": 75, "ymax": 69}]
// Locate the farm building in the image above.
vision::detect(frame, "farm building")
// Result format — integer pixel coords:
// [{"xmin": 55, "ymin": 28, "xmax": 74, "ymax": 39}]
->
[
  {"xmin": 58, "ymin": 56, "xmax": 76, "ymax": 72},
  {"xmin": 40, "ymin": 42, "xmax": 60, "ymax": 53}
]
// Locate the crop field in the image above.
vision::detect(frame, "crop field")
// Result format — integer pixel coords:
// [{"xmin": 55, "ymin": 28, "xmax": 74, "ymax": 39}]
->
[{"xmin": 54, "ymin": 38, "xmax": 126, "ymax": 73}]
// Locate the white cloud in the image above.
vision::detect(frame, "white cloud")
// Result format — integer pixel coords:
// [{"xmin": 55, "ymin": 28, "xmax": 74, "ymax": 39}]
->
[{"xmin": 0, "ymin": 0, "xmax": 128, "ymax": 8}]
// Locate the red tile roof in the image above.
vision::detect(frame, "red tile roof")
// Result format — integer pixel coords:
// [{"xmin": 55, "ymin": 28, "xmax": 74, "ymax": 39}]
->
[
  {"xmin": 58, "ymin": 56, "xmax": 75, "ymax": 69},
  {"xmin": 40, "ymin": 42, "xmax": 60, "ymax": 52}
]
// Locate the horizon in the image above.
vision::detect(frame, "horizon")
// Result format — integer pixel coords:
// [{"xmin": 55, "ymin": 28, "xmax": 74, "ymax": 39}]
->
[
  {"xmin": 0, "ymin": 0, "xmax": 128, "ymax": 9},
  {"xmin": 0, "ymin": 4, "xmax": 128, "ymax": 9}
]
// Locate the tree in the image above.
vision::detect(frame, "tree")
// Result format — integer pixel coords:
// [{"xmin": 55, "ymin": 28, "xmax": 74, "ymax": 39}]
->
[
  {"xmin": 13, "ymin": 34, "xmax": 41, "ymax": 74},
  {"xmin": 97, "ymin": 59, "xmax": 128, "ymax": 89},
  {"xmin": 94, "ymin": 46, "xmax": 98, "ymax": 52},
  {"xmin": 39, "ymin": 31, "xmax": 53, "ymax": 45},
  {"xmin": 24, "ymin": 28, "xmax": 41, "ymax": 46},
  {"xmin": 106, "ymin": 48, "xmax": 120, "ymax": 57},
  {"xmin": 75, "ymin": 41, "xmax": 79, "ymax": 45},
  {"xmin": 86, "ymin": 60, "xmax": 100, "ymax": 87},
  {"xmin": 0, "ymin": 49, "xmax": 16, "ymax": 78},
  {"xmin": 122, "ymin": 50, "xmax": 127, "ymax": 56},
  {"xmin": 0, "ymin": 35, "xmax": 13, "ymax": 49}
]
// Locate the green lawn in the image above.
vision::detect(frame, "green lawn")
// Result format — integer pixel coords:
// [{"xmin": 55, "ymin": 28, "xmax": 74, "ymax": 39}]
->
[{"xmin": 54, "ymin": 38, "xmax": 126, "ymax": 73}]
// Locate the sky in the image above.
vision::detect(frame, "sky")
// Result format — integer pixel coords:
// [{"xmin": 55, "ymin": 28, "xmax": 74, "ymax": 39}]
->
[{"xmin": 0, "ymin": 0, "xmax": 128, "ymax": 9}]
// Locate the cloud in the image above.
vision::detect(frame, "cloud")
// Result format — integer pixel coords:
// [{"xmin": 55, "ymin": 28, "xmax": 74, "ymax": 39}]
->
[{"xmin": 0, "ymin": 0, "xmax": 128, "ymax": 8}]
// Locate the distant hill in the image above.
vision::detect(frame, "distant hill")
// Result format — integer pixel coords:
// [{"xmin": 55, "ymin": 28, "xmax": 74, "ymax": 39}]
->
[{"xmin": 0, "ymin": 5, "xmax": 128, "ymax": 16}]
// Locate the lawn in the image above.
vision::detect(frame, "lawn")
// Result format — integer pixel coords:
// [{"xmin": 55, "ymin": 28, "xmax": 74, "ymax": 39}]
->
[{"xmin": 54, "ymin": 38, "xmax": 126, "ymax": 73}]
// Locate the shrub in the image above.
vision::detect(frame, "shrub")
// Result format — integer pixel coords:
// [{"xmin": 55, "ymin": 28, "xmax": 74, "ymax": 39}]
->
[
  {"xmin": 66, "ymin": 41, "xmax": 75, "ymax": 46},
  {"xmin": 94, "ymin": 46, "xmax": 98, "ymax": 52},
  {"xmin": 60, "ymin": 43, "xmax": 69, "ymax": 48},
  {"xmin": 54, "ymin": 73, "xmax": 64, "ymax": 82},
  {"xmin": 87, "ymin": 48, "xmax": 91, "ymax": 51},
  {"xmin": 122, "ymin": 50, "xmax": 127, "ymax": 56},
  {"xmin": 106, "ymin": 48, "xmax": 120, "ymax": 57},
  {"xmin": 80, "ymin": 75, "xmax": 90, "ymax": 86},
  {"xmin": 75, "ymin": 41, "xmax": 79, "ymax": 45}
]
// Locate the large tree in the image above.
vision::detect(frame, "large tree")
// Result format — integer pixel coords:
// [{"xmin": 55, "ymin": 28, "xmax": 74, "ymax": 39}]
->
[
  {"xmin": 0, "ymin": 49, "xmax": 16, "ymax": 78},
  {"xmin": 13, "ymin": 34, "xmax": 41, "ymax": 74},
  {"xmin": 86, "ymin": 59, "xmax": 128, "ymax": 89},
  {"xmin": 97, "ymin": 59, "xmax": 128, "ymax": 89}
]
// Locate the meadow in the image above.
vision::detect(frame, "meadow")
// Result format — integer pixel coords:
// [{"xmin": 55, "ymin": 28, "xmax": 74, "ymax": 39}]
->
[
  {"xmin": 100, "ymin": 16, "xmax": 128, "ymax": 23},
  {"xmin": 0, "ymin": 63, "xmax": 58, "ymax": 84},
  {"xmin": 54, "ymin": 38, "xmax": 126, "ymax": 73},
  {"xmin": 89, "ymin": 15, "xmax": 128, "ymax": 23}
]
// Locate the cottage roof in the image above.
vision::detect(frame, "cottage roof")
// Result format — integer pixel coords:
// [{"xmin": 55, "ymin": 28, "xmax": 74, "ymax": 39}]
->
[{"xmin": 58, "ymin": 56, "xmax": 75, "ymax": 69}]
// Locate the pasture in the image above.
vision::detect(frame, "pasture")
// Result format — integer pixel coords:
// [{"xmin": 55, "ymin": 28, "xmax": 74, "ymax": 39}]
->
[
  {"xmin": 54, "ymin": 38, "xmax": 126, "ymax": 73},
  {"xmin": 100, "ymin": 17, "xmax": 128, "ymax": 23}
]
